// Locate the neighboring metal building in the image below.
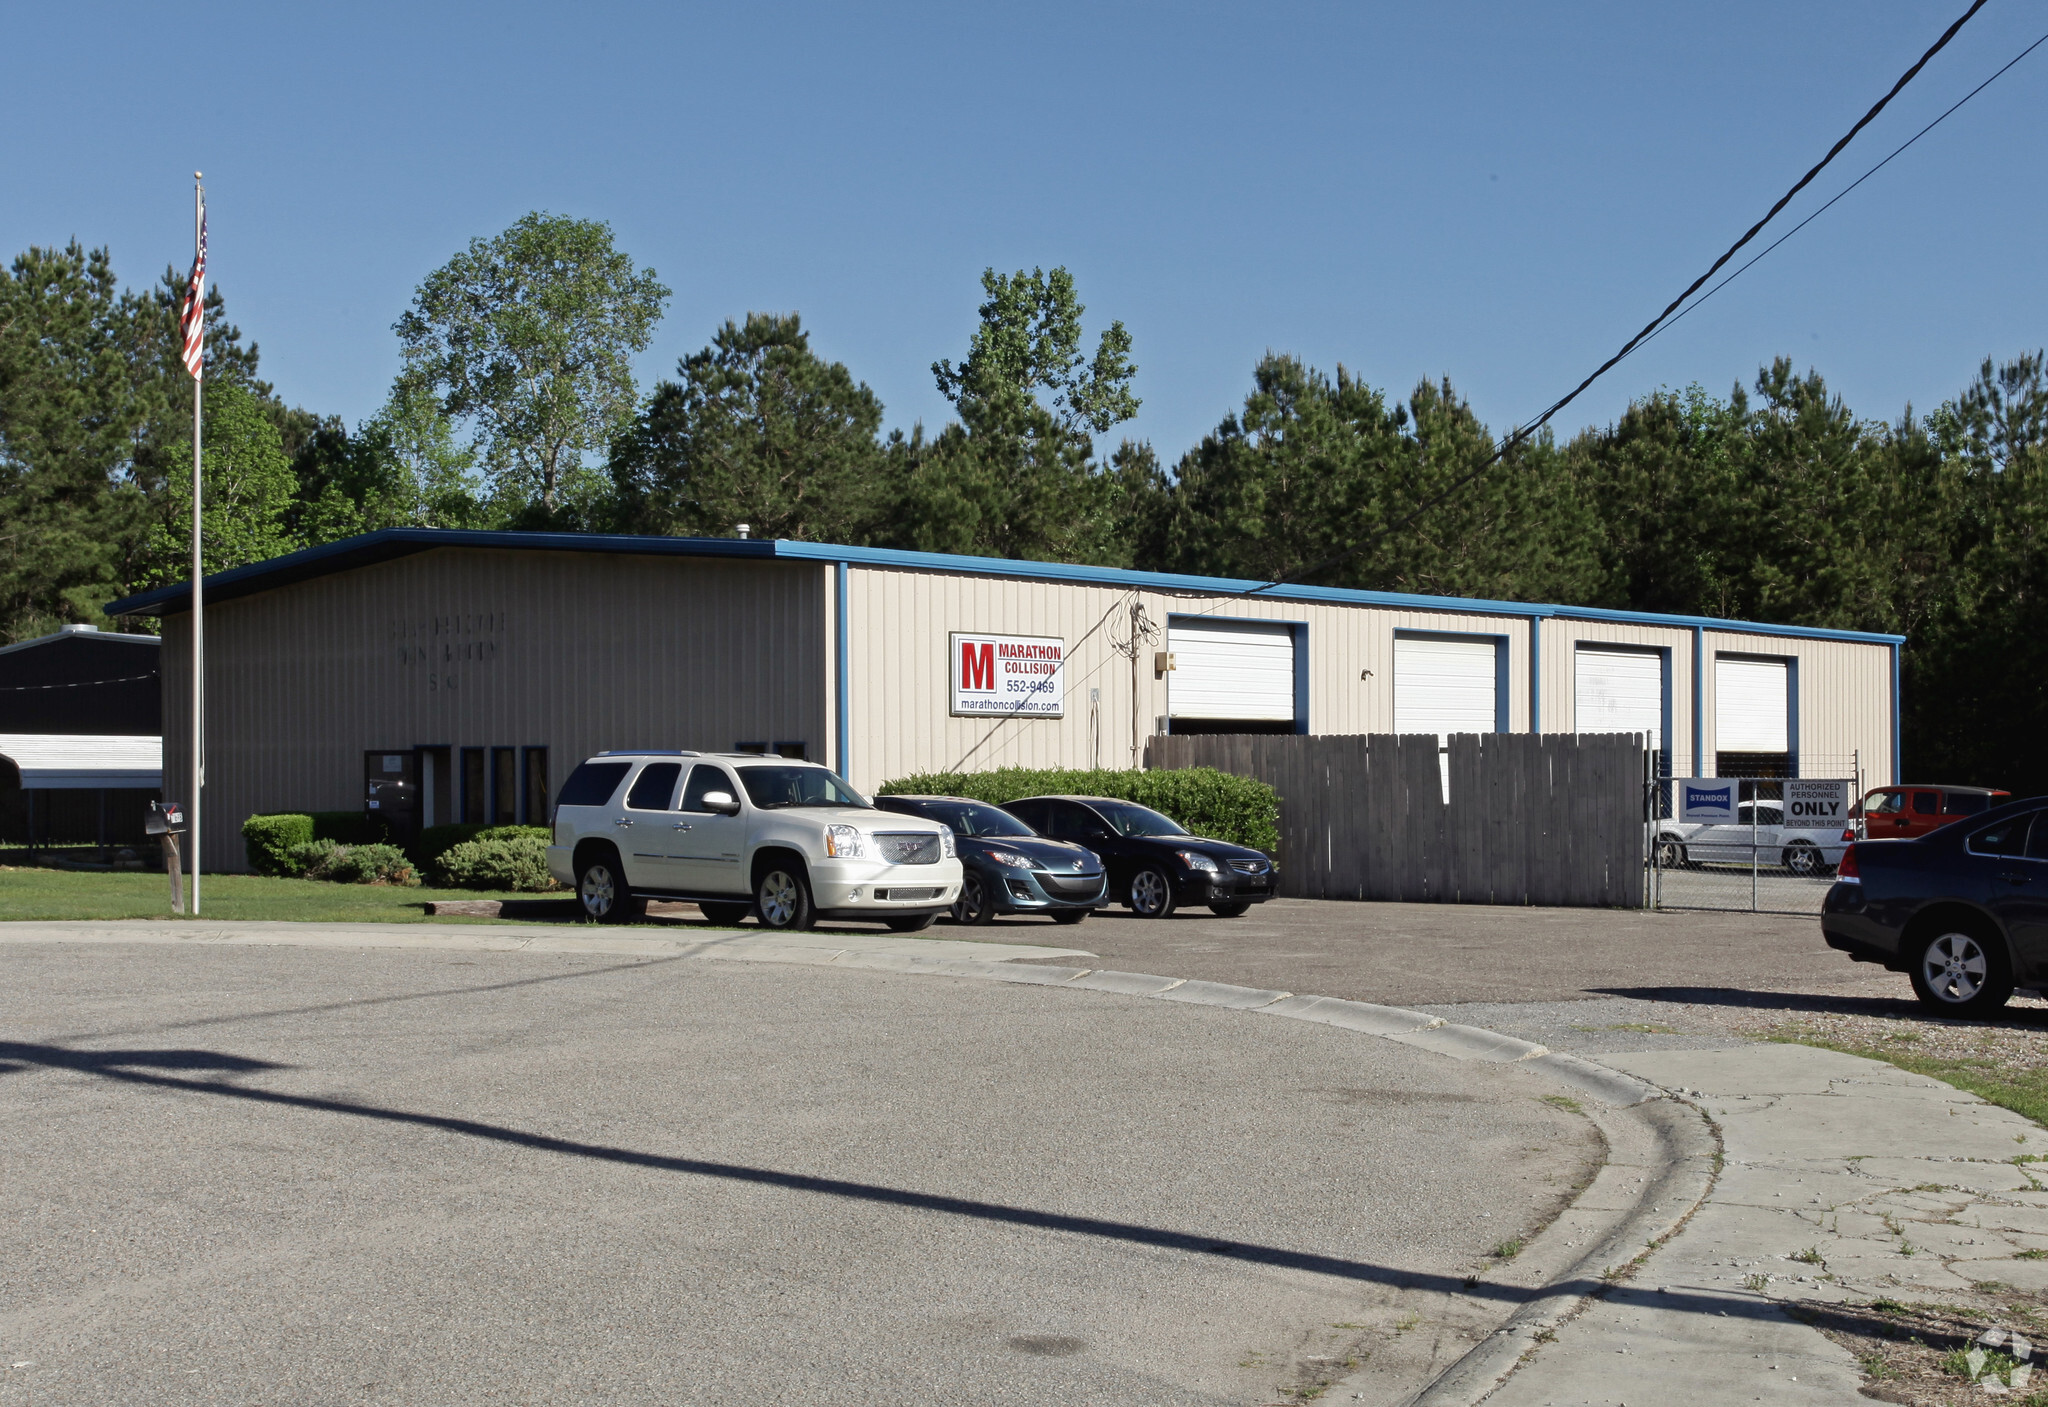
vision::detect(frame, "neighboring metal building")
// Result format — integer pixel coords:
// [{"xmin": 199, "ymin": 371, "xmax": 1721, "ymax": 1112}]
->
[
  {"xmin": 106, "ymin": 528, "xmax": 1904, "ymax": 872},
  {"xmin": 0, "ymin": 624, "xmax": 163, "ymax": 850}
]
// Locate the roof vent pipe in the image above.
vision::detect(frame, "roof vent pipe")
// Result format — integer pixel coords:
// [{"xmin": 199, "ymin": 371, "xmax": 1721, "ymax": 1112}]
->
[{"xmin": 735, "ymin": 523, "xmax": 751, "ymax": 539}]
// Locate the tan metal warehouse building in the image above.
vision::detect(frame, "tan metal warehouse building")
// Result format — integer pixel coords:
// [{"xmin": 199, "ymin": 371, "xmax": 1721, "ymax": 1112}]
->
[{"xmin": 107, "ymin": 528, "xmax": 1903, "ymax": 872}]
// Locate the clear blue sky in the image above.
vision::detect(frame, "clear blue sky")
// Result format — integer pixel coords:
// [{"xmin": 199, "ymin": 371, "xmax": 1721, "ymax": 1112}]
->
[{"xmin": 5, "ymin": 1, "xmax": 2042, "ymax": 463}]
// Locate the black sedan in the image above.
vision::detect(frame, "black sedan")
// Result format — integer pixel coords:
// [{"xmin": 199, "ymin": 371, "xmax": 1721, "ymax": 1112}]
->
[
  {"xmin": 871, "ymin": 794, "xmax": 1105, "ymax": 926},
  {"xmin": 998, "ymin": 795, "xmax": 1276, "ymax": 919},
  {"xmin": 1822, "ymin": 796, "xmax": 2048, "ymax": 1016}
]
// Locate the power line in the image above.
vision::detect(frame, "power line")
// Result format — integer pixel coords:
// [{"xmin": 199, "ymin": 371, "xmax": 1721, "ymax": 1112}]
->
[
  {"xmin": 1245, "ymin": 0, "xmax": 1992, "ymax": 598},
  {"xmin": 1630, "ymin": 24, "xmax": 2048, "ymax": 357}
]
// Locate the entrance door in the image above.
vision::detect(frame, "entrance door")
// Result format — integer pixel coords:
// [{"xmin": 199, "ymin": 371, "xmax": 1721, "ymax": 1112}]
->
[{"xmin": 670, "ymin": 763, "xmax": 749, "ymax": 896}]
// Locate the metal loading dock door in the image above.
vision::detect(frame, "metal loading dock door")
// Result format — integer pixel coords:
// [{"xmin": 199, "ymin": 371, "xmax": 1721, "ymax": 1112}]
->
[
  {"xmin": 1575, "ymin": 647, "xmax": 1663, "ymax": 751},
  {"xmin": 1167, "ymin": 618, "xmax": 1295, "ymax": 729},
  {"xmin": 1716, "ymin": 655, "xmax": 1790, "ymax": 774},
  {"xmin": 1393, "ymin": 636, "xmax": 1499, "ymax": 737}
]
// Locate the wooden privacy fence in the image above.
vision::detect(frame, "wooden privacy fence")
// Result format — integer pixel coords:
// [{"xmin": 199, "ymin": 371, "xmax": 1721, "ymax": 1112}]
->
[{"xmin": 1145, "ymin": 732, "xmax": 1649, "ymax": 908}]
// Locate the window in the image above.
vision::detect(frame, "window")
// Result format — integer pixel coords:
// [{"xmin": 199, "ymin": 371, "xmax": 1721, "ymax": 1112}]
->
[
  {"xmin": 1970, "ymin": 815, "xmax": 2034, "ymax": 858},
  {"xmin": 1912, "ymin": 792, "xmax": 1939, "ymax": 815},
  {"xmin": 626, "ymin": 762, "xmax": 683, "ymax": 811},
  {"xmin": 556, "ymin": 761, "xmax": 631, "ymax": 808},
  {"xmin": 903, "ymin": 800, "xmax": 1033, "ymax": 838},
  {"xmin": 681, "ymin": 764, "xmax": 737, "ymax": 812},
  {"xmin": 735, "ymin": 765, "xmax": 865, "ymax": 809},
  {"xmin": 1091, "ymin": 801, "xmax": 1191, "ymax": 838},
  {"xmin": 2027, "ymin": 816, "xmax": 2048, "ymax": 862},
  {"xmin": 1944, "ymin": 792, "xmax": 1990, "ymax": 816},
  {"xmin": 492, "ymin": 748, "xmax": 517, "ymax": 825},
  {"xmin": 734, "ymin": 741, "xmax": 770, "ymax": 755},
  {"xmin": 461, "ymin": 747, "xmax": 485, "ymax": 824},
  {"xmin": 1002, "ymin": 799, "xmax": 1050, "ymax": 833},
  {"xmin": 1863, "ymin": 790, "xmax": 1906, "ymax": 816},
  {"xmin": 523, "ymin": 749, "xmax": 549, "ymax": 823}
]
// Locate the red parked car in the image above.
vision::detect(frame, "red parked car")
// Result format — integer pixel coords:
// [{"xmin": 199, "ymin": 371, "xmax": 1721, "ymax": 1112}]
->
[{"xmin": 1854, "ymin": 785, "xmax": 2011, "ymax": 840}]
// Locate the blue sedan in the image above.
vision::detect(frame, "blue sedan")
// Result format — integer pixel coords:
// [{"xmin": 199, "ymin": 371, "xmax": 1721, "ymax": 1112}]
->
[{"xmin": 871, "ymin": 794, "xmax": 1106, "ymax": 926}]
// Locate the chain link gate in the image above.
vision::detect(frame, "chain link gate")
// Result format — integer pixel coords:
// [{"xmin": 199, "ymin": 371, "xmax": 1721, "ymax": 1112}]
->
[{"xmin": 1645, "ymin": 753, "xmax": 1863, "ymax": 915}]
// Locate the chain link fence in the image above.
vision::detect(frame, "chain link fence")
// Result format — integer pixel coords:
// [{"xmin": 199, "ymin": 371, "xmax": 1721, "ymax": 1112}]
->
[{"xmin": 1646, "ymin": 753, "xmax": 1864, "ymax": 915}]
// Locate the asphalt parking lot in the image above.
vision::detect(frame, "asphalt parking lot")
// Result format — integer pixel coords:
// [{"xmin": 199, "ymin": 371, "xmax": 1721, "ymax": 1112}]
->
[
  {"xmin": 0, "ymin": 937, "xmax": 1599, "ymax": 1407},
  {"xmin": 973, "ymin": 896, "xmax": 1883, "ymax": 1008}
]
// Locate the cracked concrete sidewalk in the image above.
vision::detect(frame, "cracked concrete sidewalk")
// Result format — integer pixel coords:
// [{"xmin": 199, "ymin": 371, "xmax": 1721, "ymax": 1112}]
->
[{"xmin": 1469, "ymin": 1043, "xmax": 2047, "ymax": 1407}]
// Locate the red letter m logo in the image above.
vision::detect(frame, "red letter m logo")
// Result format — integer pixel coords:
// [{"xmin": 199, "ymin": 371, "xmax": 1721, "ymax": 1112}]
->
[{"xmin": 961, "ymin": 641, "xmax": 995, "ymax": 691}]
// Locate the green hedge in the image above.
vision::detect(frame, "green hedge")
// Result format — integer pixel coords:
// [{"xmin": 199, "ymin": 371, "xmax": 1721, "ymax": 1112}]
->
[
  {"xmin": 416, "ymin": 823, "xmax": 550, "ymax": 869},
  {"xmin": 243, "ymin": 813, "xmax": 316, "ymax": 875},
  {"xmin": 875, "ymin": 767, "xmax": 1279, "ymax": 852},
  {"xmin": 434, "ymin": 834, "xmax": 559, "ymax": 891}
]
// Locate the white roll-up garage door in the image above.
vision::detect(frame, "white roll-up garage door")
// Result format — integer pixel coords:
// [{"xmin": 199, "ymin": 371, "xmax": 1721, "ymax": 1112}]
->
[
  {"xmin": 1574, "ymin": 646, "xmax": 1663, "ymax": 751},
  {"xmin": 1168, "ymin": 618, "xmax": 1295, "ymax": 722},
  {"xmin": 1716, "ymin": 656, "xmax": 1789, "ymax": 752},
  {"xmin": 1394, "ymin": 635, "xmax": 1499, "ymax": 736}
]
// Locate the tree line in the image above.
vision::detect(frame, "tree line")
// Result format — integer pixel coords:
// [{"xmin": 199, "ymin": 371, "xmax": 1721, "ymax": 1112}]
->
[{"xmin": 1, "ymin": 212, "xmax": 2043, "ymax": 791}]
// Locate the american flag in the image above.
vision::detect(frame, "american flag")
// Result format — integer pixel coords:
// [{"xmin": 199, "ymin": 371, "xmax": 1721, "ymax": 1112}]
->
[{"xmin": 179, "ymin": 210, "xmax": 207, "ymax": 380}]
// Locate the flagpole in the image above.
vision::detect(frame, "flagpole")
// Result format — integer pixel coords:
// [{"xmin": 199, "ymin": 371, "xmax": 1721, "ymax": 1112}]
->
[{"xmin": 190, "ymin": 173, "xmax": 205, "ymax": 917}]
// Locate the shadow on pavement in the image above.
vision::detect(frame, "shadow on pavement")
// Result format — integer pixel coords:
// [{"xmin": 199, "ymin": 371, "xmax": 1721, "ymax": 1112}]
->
[{"xmin": 4, "ymin": 1036, "xmax": 1772, "ymax": 1326}]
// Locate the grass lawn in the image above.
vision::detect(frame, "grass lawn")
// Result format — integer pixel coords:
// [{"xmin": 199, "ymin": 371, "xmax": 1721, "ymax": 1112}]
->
[{"xmin": 0, "ymin": 866, "xmax": 565, "ymax": 924}]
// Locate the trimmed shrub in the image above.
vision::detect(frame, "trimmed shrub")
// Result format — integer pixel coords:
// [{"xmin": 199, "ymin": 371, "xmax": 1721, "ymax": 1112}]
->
[
  {"xmin": 244, "ymin": 813, "xmax": 316, "ymax": 875},
  {"xmin": 324, "ymin": 842, "xmax": 418, "ymax": 886},
  {"xmin": 876, "ymin": 766, "xmax": 1279, "ymax": 853},
  {"xmin": 310, "ymin": 810, "xmax": 388, "ymax": 847},
  {"xmin": 415, "ymin": 823, "xmax": 550, "ymax": 870},
  {"xmin": 287, "ymin": 837, "xmax": 347, "ymax": 880},
  {"xmin": 434, "ymin": 833, "xmax": 559, "ymax": 892}
]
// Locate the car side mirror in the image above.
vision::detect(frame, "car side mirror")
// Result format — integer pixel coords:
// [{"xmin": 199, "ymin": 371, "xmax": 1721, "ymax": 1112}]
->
[{"xmin": 702, "ymin": 790, "xmax": 741, "ymax": 816}]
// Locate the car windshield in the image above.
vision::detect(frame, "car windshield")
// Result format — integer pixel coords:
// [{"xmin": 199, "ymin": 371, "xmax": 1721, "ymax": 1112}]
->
[
  {"xmin": 736, "ymin": 765, "xmax": 867, "ymax": 809},
  {"xmin": 1092, "ymin": 801, "xmax": 1189, "ymax": 837},
  {"xmin": 903, "ymin": 801, "xmax": 1034, "ymax": 837}
]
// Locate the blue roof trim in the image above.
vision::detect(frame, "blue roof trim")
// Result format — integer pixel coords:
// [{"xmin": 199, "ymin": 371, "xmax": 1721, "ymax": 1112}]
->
[
  {"xmin": 103, "ymin": 526, "xmax": 1905, "ymax": 648},
  {"xmin": 103, "ymin": 528, "xmax": 777, "ymax": 616},
  {"xmin": 776, "ymin": 540, "xmax": 1907, "ymax": 646}
]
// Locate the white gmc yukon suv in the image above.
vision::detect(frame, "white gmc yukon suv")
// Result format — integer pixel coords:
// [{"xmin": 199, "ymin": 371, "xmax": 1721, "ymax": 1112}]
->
[{"xmin": 547, "ymin": 751, "xmax": 962, "ymax": 930}]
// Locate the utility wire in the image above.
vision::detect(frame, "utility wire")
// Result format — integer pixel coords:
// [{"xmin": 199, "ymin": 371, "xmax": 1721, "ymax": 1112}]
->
[
  {"xmin": 1630, "ymin": 24, "xmax": 2048, "ymax": 357},
  {"xmin": 1245, "ymin": 0, "xmax": 1991, "ymax": 598}
]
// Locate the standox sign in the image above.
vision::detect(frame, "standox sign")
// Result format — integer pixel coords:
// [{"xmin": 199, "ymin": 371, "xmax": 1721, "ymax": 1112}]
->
[
  {"xmin": 950, "ymin": 632, "xmax": 1066, "ymax": 717},
  {"xmin": 1678, "ymin": 779, "xmax": 1737, "ymax": 823}
]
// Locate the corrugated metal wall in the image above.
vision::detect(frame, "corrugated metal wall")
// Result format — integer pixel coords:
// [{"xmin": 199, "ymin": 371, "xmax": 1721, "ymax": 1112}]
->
[
  {"xmin": 847, "ymin": 567, "xmax": 1896, "ymax": 792},
  {"xmin": 162, "ymin": 547, "xmax": 827, "ymax": 871}
]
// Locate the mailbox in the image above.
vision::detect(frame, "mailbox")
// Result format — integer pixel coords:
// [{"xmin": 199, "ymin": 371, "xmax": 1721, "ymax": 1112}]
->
[
  {"xmin": 364, "ymin": 750, "xmax": 419, "ymax": 844},
  {"xmin": 145, "ymin": 800, "xmax": 186, "ymax": 835}
]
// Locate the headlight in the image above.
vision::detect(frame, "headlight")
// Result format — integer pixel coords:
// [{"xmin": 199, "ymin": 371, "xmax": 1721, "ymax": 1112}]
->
[
  {"xmin": 940, "ymin": 827, "xmax": 957, "ymax": 859},
  {"xmin": 984, "ymin": 849, "xmax": 1034, "ymax": 869},
  {"xmin": 1176, "ymin": 850, "xmax": 1221, "ymax": 874},
  {"xmin": 824, "ymin": 824, "xmax": 865, "ymax": 858}
]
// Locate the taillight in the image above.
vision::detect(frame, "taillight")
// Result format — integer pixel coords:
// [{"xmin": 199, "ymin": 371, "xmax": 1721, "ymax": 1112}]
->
[
  {"xmin": 1840, "ymin": 829, "xmax": 1855, "ymax": 843},
  {"xmin": 1836, "ymin": 845, "xmax": 1860, "ymax": 881}
]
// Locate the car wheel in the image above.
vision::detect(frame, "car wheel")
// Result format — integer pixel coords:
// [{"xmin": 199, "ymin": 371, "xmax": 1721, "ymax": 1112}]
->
[
  {"xmin": 1654, "ymin": 836, "xmax": 1688, "ymax": 869},
  {"xmin": 1208, "ymin": 901, "xmax": 1252, "ymax": 917},
  {"xmin": 950, "ymin": 872, "xmax": 997, "ymax": 926},
  {"xmin": 698, "ymin": 901, "xmax": 751, "ymax": 927},
  {"xmin": 755, "ymin": 865, "xmax": 816, "ymax": 932},
  {"xmin": 885, "ymin": 913, "xmax": 936, "ymax": 933},
  {"xmin": 1127, "ymin": 865, "xmax": 1177, "ymax": 919},
  {"xmin": 1049, "ymin": 908, "xmax": 1089, "ymax": 925},
  {"xmin": 1908, "ymin": 926, "xmax": 2014, "ymax": 1016},
  {"xmin": 577, "ymin": 850, "xmax": 643, "ymax": 925},
  {"xmin": 1783, "ymin": 841, "xmax": 1823, "ymax": 877}
]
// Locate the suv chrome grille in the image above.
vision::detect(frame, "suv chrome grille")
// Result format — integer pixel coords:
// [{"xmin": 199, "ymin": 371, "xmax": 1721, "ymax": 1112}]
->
[
  {"xmin": 1228, "ymin": 858, "xmax": 1271, "ymax": 875},
  {"xmin": 874, "ymin": 832, "xmax": 941, "ymax": 865}
]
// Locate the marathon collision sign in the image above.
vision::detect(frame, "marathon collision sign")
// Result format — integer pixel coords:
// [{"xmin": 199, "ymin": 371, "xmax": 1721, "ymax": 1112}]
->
[{"xmin": 950, "ymin": 632, "xmax": 1066, "ymax": 717}]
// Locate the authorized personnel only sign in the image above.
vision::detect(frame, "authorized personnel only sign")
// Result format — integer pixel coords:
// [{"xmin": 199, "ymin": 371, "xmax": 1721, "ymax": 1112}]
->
[
  {"xmin": 1784, "ymin": 779, "xmax": 1851, "ymax": 827},
  {"xmin": 950, "ymin": 632, "xmax": 1066, "ymax": 717}
]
